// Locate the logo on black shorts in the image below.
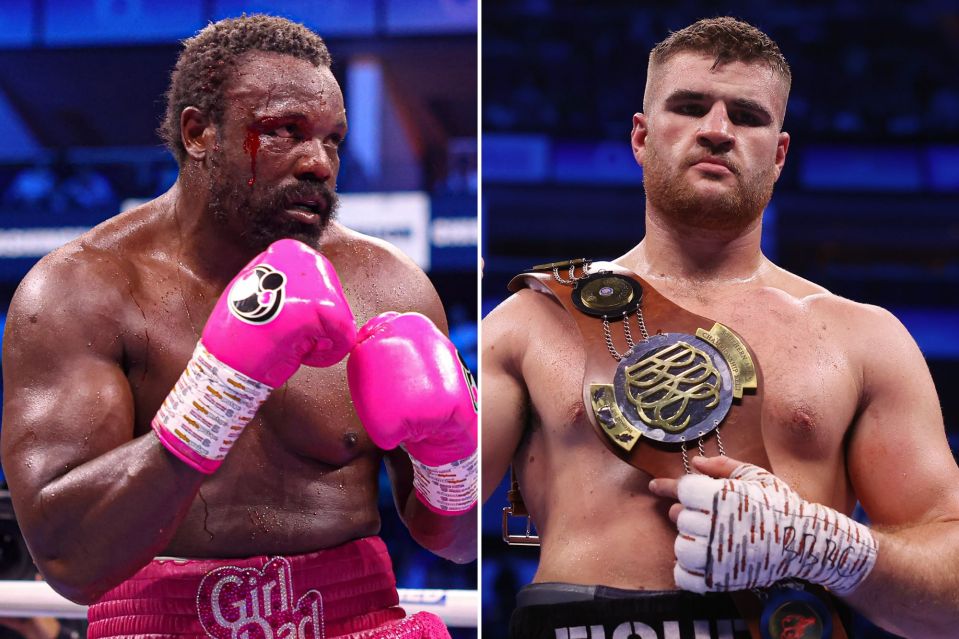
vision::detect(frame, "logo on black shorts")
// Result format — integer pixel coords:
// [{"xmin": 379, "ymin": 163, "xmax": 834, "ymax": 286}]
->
[{"xmin": 228, "ymin": 264, "xmax": 287, "ymax": 325}]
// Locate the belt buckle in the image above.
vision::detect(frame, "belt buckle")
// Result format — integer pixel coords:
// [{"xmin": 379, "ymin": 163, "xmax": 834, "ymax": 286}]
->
[{"xmin": 502, "ymin": 505, "xmax": 540, "ymax": 546}]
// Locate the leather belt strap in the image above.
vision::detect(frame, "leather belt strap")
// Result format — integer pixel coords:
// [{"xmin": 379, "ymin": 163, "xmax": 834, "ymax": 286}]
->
[{"xmin": 510, "ymin": 264, "xmax": 769, "ymax": 477}]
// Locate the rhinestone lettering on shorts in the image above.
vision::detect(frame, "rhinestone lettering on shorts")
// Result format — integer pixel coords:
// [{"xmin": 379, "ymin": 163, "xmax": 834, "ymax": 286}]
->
[
  {"xmin": 154, "ymin": 342, "xmax": 272, "ymax": 461},
  {"xmin": 197, "ymin": 557, "xmax": 325, "ymax": 639}
]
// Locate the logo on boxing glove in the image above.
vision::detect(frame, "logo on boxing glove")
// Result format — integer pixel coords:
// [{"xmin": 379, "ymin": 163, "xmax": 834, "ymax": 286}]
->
[{"xmin": 228, "ymin": 265, "xmax": 287, "ymax": 325}]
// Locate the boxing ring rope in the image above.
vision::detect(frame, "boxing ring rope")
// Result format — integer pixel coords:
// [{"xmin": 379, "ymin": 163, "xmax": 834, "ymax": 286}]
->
[{"xmin": 0, "ymin": 582, "xmax": 478, "ymax": 628}]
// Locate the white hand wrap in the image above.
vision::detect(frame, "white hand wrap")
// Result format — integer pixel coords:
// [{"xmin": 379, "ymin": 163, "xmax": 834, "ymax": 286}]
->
[
  {"xmin": 152, "ymin": 342, "xmax": 272, "ymax": 472},
  {"xmin": 410, "ymin": 450, "xmax": 478, "ymax": 515},
  {"xmin": 675, "ymin": 464, "xmax": 878, "ymax": 595}
]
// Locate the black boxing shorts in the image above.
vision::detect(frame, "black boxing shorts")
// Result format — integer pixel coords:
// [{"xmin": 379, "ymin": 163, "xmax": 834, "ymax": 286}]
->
[{"xmin": 509, "ymin": 583, "xmax": 750, "ymax": 639}]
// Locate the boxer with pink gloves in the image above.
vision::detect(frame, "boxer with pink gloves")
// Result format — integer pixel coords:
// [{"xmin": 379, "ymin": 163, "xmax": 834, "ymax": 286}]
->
[
  {"xmin": 152, "ymin": 238, "xmax": 357, "ymax": 474},
  {"xmin": 2, "ymin": 17, "xmax": 475, "ymax": 638},
  {"xmin": 348, "ymin": 313, "xmax": 479, "ymax": 515}
]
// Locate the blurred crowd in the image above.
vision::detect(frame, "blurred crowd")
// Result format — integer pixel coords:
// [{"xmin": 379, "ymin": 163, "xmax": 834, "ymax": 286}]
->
[{"xmin": 484, "ymin": 0, "xmax": 959, "ymax": 142}]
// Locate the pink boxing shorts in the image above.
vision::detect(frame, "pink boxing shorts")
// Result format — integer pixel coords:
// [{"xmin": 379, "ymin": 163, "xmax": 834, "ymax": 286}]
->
[{"xmin": 86, "ymin": 536, "xmax": 451, "ymax": 639}]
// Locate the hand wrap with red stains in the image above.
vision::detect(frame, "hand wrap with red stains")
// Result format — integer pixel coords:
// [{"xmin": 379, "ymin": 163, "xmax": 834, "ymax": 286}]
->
[{"xmin": 674, "ymin": 464, "xmax": 877, "ymax": 596}]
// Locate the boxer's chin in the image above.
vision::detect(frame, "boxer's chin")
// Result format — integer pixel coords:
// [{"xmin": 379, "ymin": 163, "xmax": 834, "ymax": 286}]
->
[
  {"xmin": 243, "ymin": 209, "xmax": 332, "ymax": 252},
  {"xmin": 207, "ymin": 160, "xmax": 338, "ymax": 252},
  {"xmin": 212, "ymin": 194, "xmax": 337, "ymax": 253},
  {"xmin": 643, "ymin": 151, "xmax": 774, "ymax": 233}
]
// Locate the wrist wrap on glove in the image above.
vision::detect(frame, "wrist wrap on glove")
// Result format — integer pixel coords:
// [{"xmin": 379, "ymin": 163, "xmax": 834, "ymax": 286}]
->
[
  {"xmin": 152, "ymin": 342, "xmax": 272, "ymax": 472},
  {"xmin": 675, "ymin": 464, "xmax": 878, "ymax": 596},
  {"xmin": 409, "ymin": 450, "xmax": 479, "ymax": 515},
  {"xmin": 348, "ymin": 312, "xmax": 478, "ymax": 515},
  {"xmin": 153, "ymin": 239, "xmax": 356, "ymax": 474}
]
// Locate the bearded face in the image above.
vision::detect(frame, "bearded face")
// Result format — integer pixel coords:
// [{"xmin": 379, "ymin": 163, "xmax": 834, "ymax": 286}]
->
[
  {"xmin": 207, "ymin": 143, "xmax": 339, "ymax": 253},
  {"xmin": 637, "ymin": 54, "xmax": 789, "ymax": 233},
  {"xmin": 202, "ymin": 53, "xmax": 347, "ymax": 253},
  {"xmin": 641, "ymin": 140, "xmax": 777, "ymax": 233}
]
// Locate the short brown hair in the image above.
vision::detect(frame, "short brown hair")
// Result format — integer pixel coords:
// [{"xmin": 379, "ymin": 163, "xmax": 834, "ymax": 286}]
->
[
  {"xmin": 161, "ymin": 14, "xmax": 332, "ymax": 166},
  {"xmin": 650, "ymin": 17, "xmax": 790, "ymax": 88}
]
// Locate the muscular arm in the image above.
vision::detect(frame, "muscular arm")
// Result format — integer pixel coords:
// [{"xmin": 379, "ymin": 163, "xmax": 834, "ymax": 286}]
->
[
  {"xmin": 480, "ymin": 293, "xmax": 532, "ymax": 502},
  {"xmin": 369, "ymin": 244, "xmax": 476, "ymax": 563},
  {"xmin": 384, "ymin": 448, "xmax": 475, "ymax": 563},
  {"xmin": 1, "ymin": 254, "xmax": 204, "ymax": 603},
  {"xmin": 842, "ymin": 306, "xmax": 959, "ymax": 635}
]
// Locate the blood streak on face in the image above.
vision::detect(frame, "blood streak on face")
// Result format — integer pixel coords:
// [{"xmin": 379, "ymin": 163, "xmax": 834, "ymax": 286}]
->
[{"xmin": 243, "ymin": 129, "xmax": 260, "ymax": 187}]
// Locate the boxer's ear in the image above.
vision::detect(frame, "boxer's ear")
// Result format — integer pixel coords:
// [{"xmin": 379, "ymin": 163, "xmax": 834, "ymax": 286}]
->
[
  {"xmin": 631, "ymin": 113, "xmax": 648, "ymax": 166},
  {"xmin": 181, "ymin": 107, "xmax": 216, "ymax": 162},
  {"xmin": 773, "ymin": 130, "xmax": 790, "ymax": 181}
]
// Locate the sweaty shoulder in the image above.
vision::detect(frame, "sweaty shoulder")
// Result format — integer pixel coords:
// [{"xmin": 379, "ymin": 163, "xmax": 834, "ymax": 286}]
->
[
  {"xmin": 807, "ymin": 292, "xmax": 911, "ymax": 357},
  {"xmin": 4, "ymin": 244, "xmax": 132, "ymax": 388},
  {"xmin": 761, "ymin": 267, "xmax": 916, "ymax": 381},
  {"xmin": 764, "ymin": 263, "xmax": 831, "ymax": 299},
  {"xmin": 760, "ymin": 264, "xmax": 896, "ymax": 333},
  {"xmin": 5, "ymin": 203, "xmax": 165, "ymax": 359},
  {"xmin": 12, "ymin": 236, "xmax": 130, "ymax": 331},
  {"xmin": 768, "ymin": 263, "xmax": 897, "ymax": 330},
  {"xmin": 483, "ymin": 285, "xmax": 571, "ymax": 362},
  {"xmin": 321, "ymin": 222, "xmax": 448, "ymax": 331}
]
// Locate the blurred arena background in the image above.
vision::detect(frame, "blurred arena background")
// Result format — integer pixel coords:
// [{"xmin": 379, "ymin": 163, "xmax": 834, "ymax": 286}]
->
[
  {"xmin": 480, "ymin": 2, "xmax": 959, "ymax": 638},
  {"xmin": 0, "ymin": 0, "xmax": 477, "ymax": 636}
]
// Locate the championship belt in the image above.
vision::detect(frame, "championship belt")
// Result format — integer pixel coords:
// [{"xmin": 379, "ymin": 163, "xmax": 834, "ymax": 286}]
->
[
  {"xmin": 505, "ymin": 258, "xmax": 849, "ymax": 639},
  {"xmin": 508, "ymin": 259, "xmax": 768, "ymax": 477},
  {"xmin": 731, "ymin": 580, "xmax": 849, "ymax": 639}
]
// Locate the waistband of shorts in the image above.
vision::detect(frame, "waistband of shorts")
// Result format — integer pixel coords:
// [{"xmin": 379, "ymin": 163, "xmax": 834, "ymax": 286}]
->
[
  {"xmin": 87, "ymin": 536, "xmax": 405, "ymax": 638},
  {"xmin": 510, "ymin": 583, "xmax": 750, "ymax": 639},
  {"xmin": 517, "ymin": 582, "xmax": 740, "ymax": 611}
]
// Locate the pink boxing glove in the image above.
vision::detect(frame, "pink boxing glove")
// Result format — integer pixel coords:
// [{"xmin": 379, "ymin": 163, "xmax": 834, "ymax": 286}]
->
[
  {"xmin": 347, "ymin": 312, "xmax": 478, "ymax": 515},
  {"xmin": 153, "ymin": 239, "xmax": 356, "ymax": 473},
  {"xmin": 201, "ymin": 239, "xmax": 356, "ymax": 385}
]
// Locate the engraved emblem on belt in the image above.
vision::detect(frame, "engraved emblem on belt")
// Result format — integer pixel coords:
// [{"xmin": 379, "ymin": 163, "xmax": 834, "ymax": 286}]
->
[
  {"xmin": 626, "ymin": 340, "xmax": 721, "ymax": 432},
  {"xmin": 572, "ymin": 273, "xmax": 642, "ymax": 317},
  {"xmin": 591, "ymin": 323, "xmax": 757, "ymax": 451}
]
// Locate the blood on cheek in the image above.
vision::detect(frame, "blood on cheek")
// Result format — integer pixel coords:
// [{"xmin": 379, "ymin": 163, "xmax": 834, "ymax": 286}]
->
[{"xmin": 243, "ymin": 129, "xmax": 260, "ymax": 187}]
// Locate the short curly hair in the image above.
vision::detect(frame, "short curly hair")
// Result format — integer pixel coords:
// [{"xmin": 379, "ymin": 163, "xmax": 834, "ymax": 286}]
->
[
  {"xmin": 161, "ymin": 14, "xmax": 332, "ymax": 166},
  {"xmin": 650, "ymin": 17, "xmax": 790, "ymax": 88}
]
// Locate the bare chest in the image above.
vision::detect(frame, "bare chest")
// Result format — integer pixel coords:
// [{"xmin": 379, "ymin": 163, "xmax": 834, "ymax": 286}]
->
[
  {"xmin": 524, "ymin": 288, "xmax": 862, "ymax": 483},
  {"xmin": 118, "ymin": 265, "xmax": 381, "ymax": 468}
]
